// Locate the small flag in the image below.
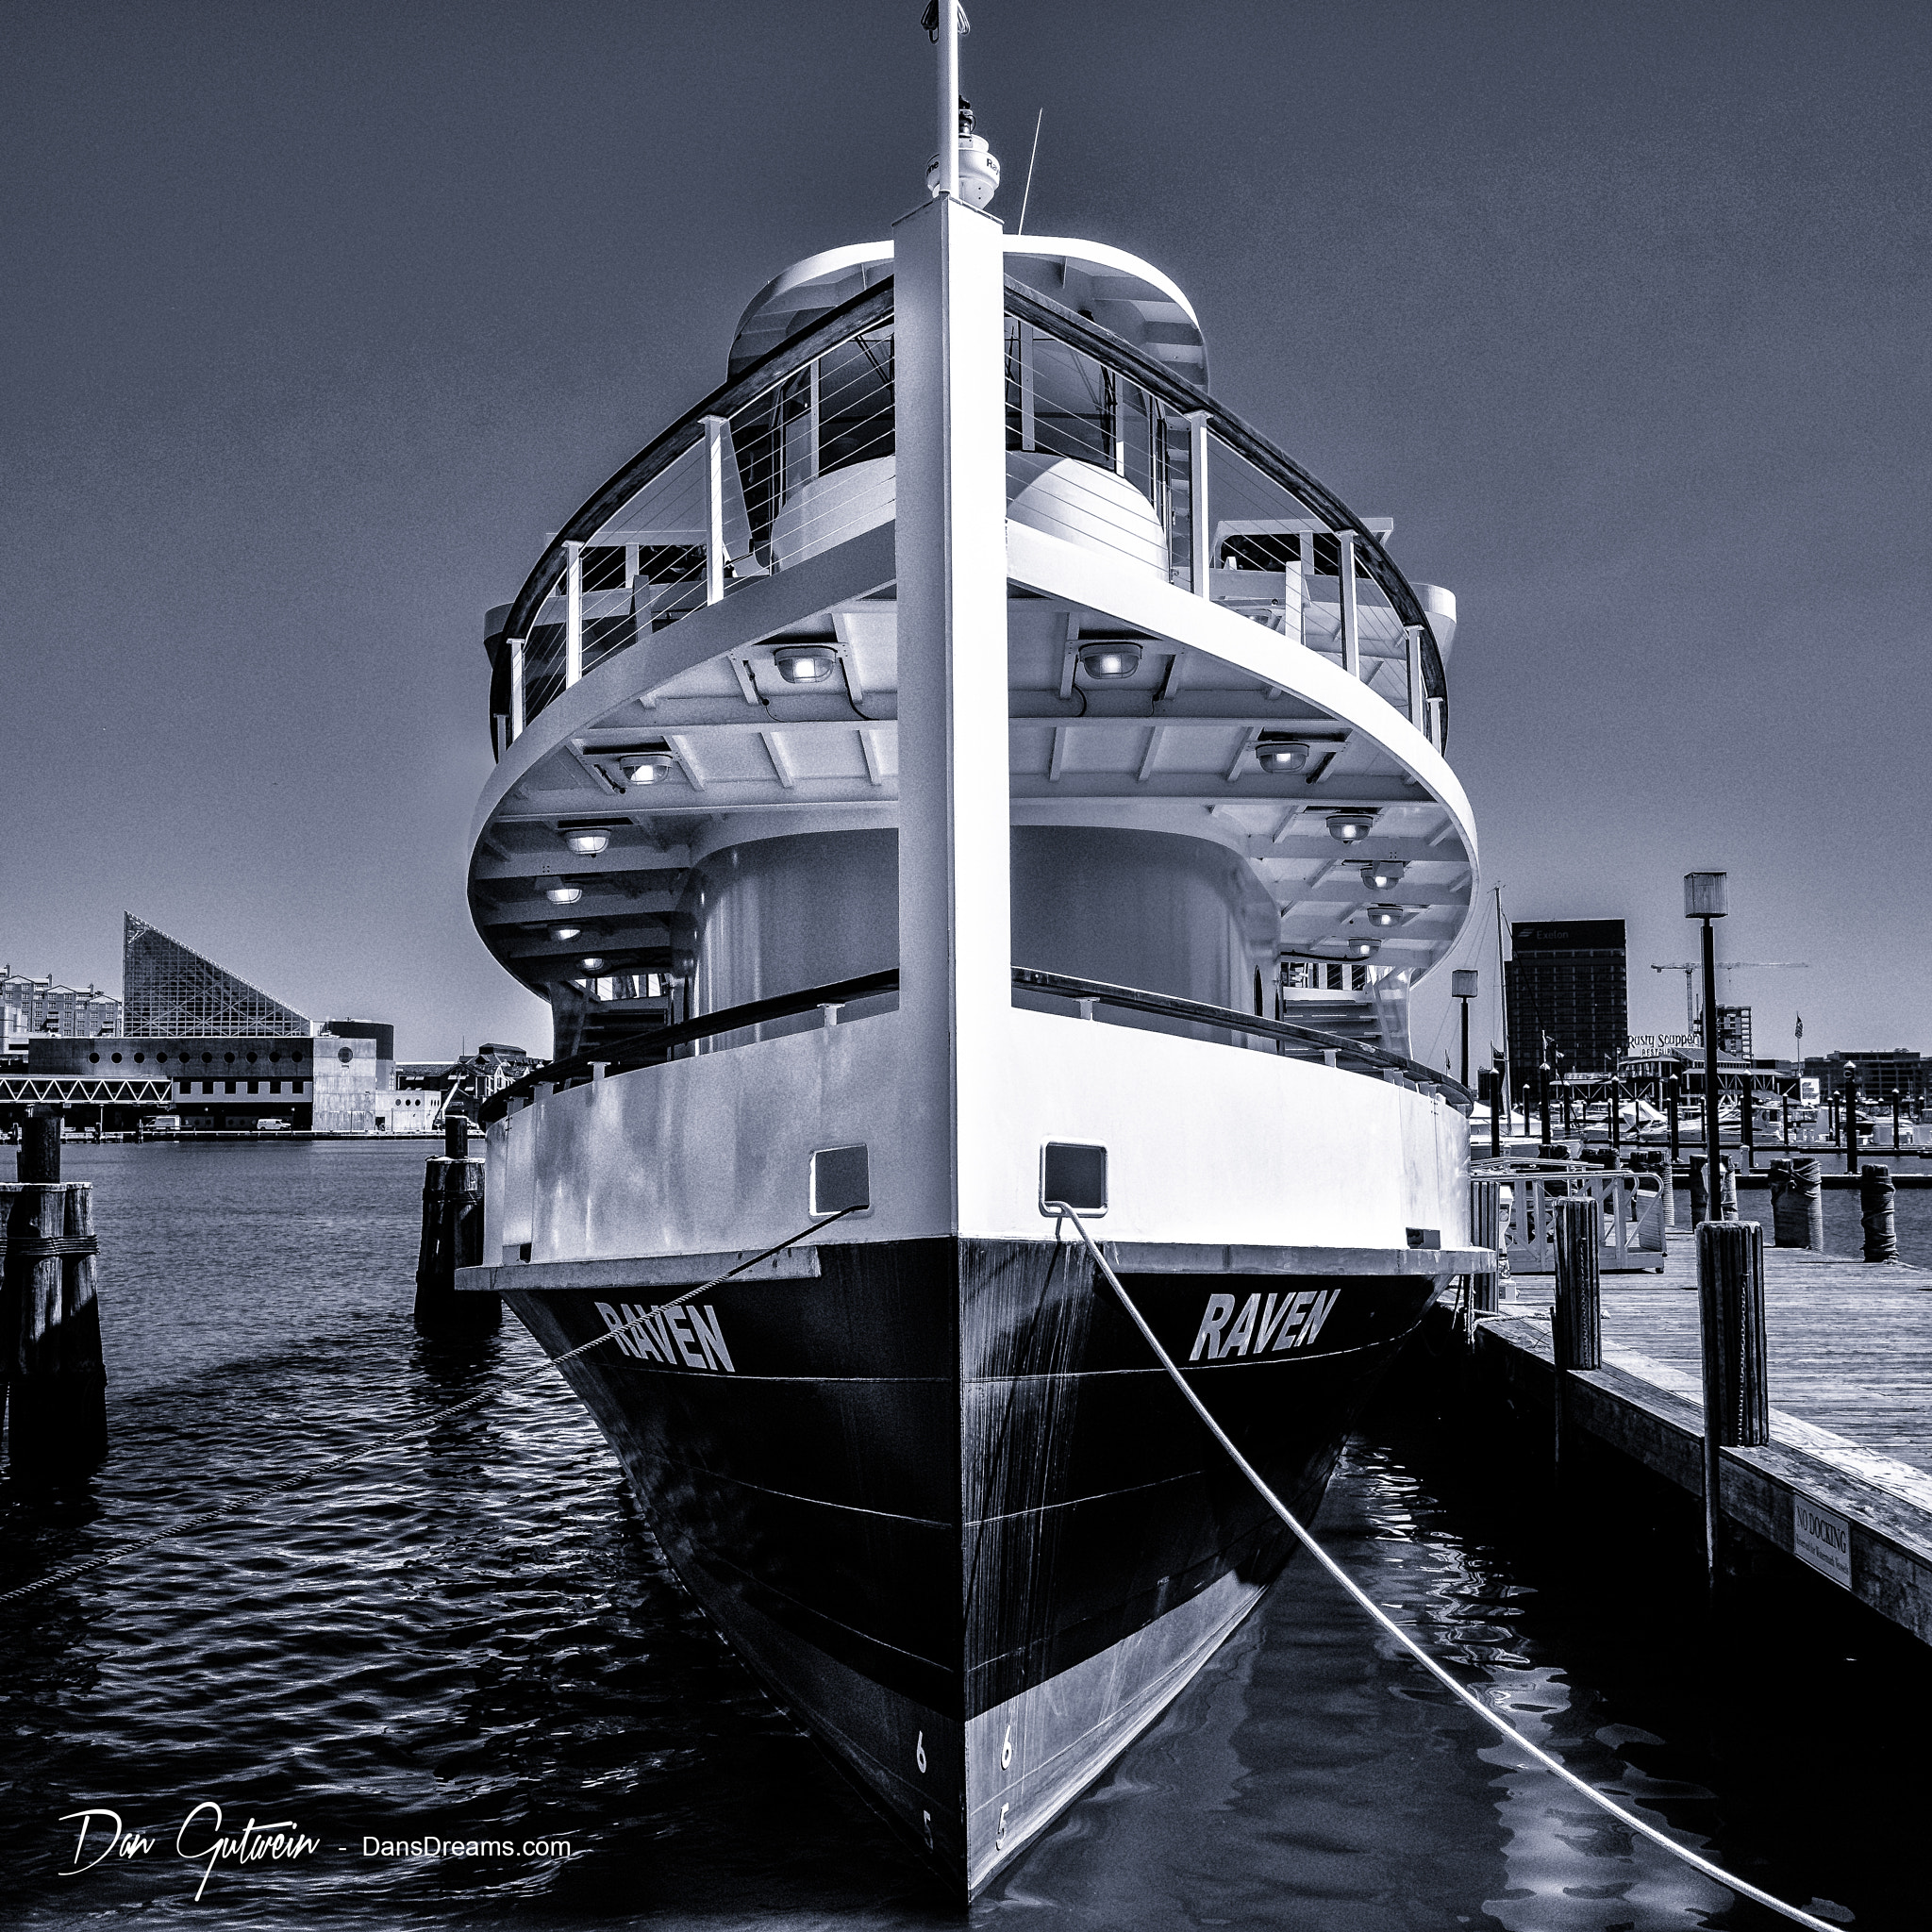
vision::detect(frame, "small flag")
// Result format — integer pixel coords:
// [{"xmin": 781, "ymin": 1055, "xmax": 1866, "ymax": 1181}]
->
[{"xmin": 1795, "ymin": 1013, "xmax": 1804, "ymax": 1041}]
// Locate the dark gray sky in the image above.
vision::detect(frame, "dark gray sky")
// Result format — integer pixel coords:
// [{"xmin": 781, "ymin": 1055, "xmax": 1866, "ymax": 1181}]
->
[{"xmin": 6, "ymin": 1, "xmax": 1927, "ymax": 1065}]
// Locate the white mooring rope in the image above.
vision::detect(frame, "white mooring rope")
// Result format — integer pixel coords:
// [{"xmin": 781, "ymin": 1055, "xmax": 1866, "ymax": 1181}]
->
[
  {"xmin": 0, "ymin": 1208, "xmax": 857, "ymax": 1610},
  {"xmin": 1049, "ymin": 1202, "xmax": 1845, "ymax": 1932}
]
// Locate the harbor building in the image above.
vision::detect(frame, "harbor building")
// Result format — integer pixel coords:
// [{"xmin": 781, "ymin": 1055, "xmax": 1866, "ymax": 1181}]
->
[
  {"xmin": 0, "ymin": 915, "xmax": 408, "ymax": 1135},
  {"xmin": 1507, "ymin": 919, "xmax": 1629, "ymax": 1077},
  {"xmin": 2, "ymin": 968, "xmax": 123, "ymax": 1059},
  {"xmin": 1806, "ymin": 1050, "xmax": 1929, "ymax": 1109},
  {"xmin": 123, "ymin": 912, "xmax": 308, "ymax": 1038}
]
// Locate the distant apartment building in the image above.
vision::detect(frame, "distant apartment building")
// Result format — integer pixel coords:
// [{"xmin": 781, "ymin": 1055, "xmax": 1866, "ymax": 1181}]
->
[
  {"xmin": 1506, "ymin": 919, "xmax": 1629, "ymax": 1077},
  {"xmin": 2, "ymin": 968, "xmax": 123, "ymax": 1059},
  {"xmin": 1805, "ymin": 1051, "xmax": 1930, "ymax": 1108}
]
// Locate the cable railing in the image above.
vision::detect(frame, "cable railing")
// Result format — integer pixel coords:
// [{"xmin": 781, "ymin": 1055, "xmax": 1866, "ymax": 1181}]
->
[
  {"xmin": 488, "ymin": 273, "xmax": 1450, "ymax": 752},
  {"xmin": 1001, "ymin": 279, "xmax": 1449, "ymax": 747},
  {"xmin": 477, "ymin": 965, "xmax": 1474, "ymax": 1124}
]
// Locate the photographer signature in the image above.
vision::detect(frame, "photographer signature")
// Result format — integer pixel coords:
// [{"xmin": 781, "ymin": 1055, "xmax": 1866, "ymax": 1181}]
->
[{"xmin": 61, "ymin": 1802, "xmax": 320, "ymax": 1901}]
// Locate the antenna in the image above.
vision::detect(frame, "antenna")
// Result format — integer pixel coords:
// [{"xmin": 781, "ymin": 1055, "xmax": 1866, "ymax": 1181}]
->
[{"xmin": 1017, "ymin": 108, "xmax": 1043, "ymax": 234}]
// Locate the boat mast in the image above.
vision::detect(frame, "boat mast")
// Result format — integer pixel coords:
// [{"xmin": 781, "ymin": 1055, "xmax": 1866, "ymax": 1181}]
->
[{"xmin": 937, "ymin": 2, "xmax": 960, "ymax": 200}]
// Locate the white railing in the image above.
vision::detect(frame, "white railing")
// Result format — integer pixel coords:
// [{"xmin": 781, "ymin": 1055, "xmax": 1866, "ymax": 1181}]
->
[{"xmin": 1474, "ymin": 1164, "xmax": 1668, "ymax": 1276}]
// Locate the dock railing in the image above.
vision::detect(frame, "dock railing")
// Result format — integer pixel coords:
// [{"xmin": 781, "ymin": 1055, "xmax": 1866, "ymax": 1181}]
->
[{"xmin": 1473, "ymin": 1159, "xmax": 1667, "ymax": 1278}]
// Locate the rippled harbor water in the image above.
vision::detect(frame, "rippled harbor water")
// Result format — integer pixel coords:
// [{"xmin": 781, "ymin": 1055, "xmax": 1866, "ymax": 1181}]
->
[{"xmin": 1, "ymin": 1141, "xmax": 1924, "ymax": 1927}]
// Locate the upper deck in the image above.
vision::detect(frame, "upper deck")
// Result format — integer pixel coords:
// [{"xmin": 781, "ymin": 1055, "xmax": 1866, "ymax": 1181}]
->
[{"xmin": 471, "ymin": 234, "xmax": 1474, "ymax": 1074}]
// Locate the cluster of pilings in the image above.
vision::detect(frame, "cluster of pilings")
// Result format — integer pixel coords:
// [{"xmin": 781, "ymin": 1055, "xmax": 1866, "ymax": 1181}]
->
[
  {"xmin": 413, "ymin": 1116, "xmax": 499, "ymax": 1336},
  {"xmin": 2, "ymin": 1113, "xmax": 108, "ymax": 1478},
  {"xmin": 1766, "ymin": 1156, "xmax": 1898, "ymax": 1261}
]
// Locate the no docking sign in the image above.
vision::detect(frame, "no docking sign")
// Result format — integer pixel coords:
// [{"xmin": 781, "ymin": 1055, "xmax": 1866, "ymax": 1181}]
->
[{"xmin": 1791, "ymin": 1497, "xmax": 1852, "ymax": 1586}]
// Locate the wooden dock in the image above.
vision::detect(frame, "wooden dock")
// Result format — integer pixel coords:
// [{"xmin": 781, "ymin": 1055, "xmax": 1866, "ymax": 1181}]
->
[{"xmin": 1466, "ymin": 1235, "xmax": 1932, "ymax": 1642}]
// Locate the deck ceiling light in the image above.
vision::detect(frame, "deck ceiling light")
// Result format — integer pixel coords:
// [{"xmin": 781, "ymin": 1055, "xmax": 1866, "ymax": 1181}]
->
[
  {"xmin": 1077, "ymin": 641, "xmax": 1141, "ymax": 680},
  {"xmin": 773, "ymin": 644, "xmax": 838, "ymax": 685},
  {"xmin": 1360, "ymin": 858, "xmax": 1406, "ymax": 891},
  {"xmin": 626, "ymin": 749, "xmax": 678, "ymax": 785},
  {"xmin": 1254, "ymin": 737, "xmax": 1313, "ymax": 774},
  {"xmin": 1346, "ymin": 938, "xmax": 1380, "ymax": 958},
  {"xmin": 1364, "ymin": 904, "xmax": 1410, "ymax": 928},
  {"xmin": 1326, "ymin": 810, "xmax": 1377, "ymax": 843},
  {"xmin": 548, "ymin": 925, "xmax": 581, "ymax": 942},
  {"xmin": 562, "ymin": 826, "xmax": 610, "ymax": 857},
  {"xmin": 544, "ymin": 885, "xmax": 583, "ymax": 906},
  {"xmin": 580, "ymin": 956, "xmax": 605, "ymax": 973}
]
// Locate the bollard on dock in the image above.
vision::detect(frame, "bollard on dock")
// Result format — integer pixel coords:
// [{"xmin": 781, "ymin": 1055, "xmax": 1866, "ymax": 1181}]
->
[
  {"xmin": 3, "ymin": 1111, "xmax": 108, "ymax": 1478},
  {"xmin": 1860, "ymin": 1163, "xmax": 1898, "ymax": 1263},
  {"xmin": 1695, "ymin": 1219, "xmax": 1769, "ymax": 1589},
  {"xmin": 413, "ymin": 1114, "xmax": 501, "ymax": 1336},
  {"xmin": 1551, "ymin": 1197, "xmax": 1601, "ymax": 1484},
  {"xmin": 1630, "ymin": 1148, "xmax": 1674, "ymax": 1232},
  {"xmin": 1770, "ymin": 1157, "xmax": 1824, "ymax": 1250}
]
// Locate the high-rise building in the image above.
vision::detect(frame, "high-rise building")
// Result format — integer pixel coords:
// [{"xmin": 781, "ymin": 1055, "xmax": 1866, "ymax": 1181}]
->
[
  {"xmin": 1506, "ymin": 918, "xmax": 1629, "ymax": 1078},
  {"xmin": 123, "ymin": 912, "xmax": 308, "ymax": 1038}
]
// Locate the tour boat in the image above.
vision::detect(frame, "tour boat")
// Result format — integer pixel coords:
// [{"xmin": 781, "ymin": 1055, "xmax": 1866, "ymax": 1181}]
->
[{"xmin": 461, "ymin": 24, "xmax": 1480, "ymax": 1896}]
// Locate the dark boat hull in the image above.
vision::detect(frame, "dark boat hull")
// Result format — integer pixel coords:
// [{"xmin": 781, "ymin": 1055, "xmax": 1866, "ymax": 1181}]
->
[{"xmin": 507, "ymin": 1236, "xmax": 1433, "ymax": 1893}]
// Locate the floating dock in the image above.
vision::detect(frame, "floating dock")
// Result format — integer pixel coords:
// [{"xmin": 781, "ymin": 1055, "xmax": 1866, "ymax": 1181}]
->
[{"xmin": 1456, "ymin": 1239, "xmax": 1932, "ymax": 1644}]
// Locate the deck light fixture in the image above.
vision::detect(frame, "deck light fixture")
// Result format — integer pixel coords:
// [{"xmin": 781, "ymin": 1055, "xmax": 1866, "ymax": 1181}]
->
[
  {"xmin": 544, "ymin": 885, "xmax": 583, "ymax": 906},
  {"xmin": 1345, "ymin": 937, "xmax": 1380, "ymax": 958},
  {"xmin": 562, "ymin": 826, "xmax": 610, "ymax": 857},
  {"xmin": 1360, "ymin": 858, "xmax": 1406, "ymax": 891},
  {"xmin": 1364, "ymin": 904, "xmax": 1409, "ymax": 928},
  {"xmin": 1254, "ymin": 737, "xmax": 1313, "ymax": 774},
  {"xmin": 548, "ymin": 925, "xmax": 581, "ymax": 942},
  {"xmin": 773, "ymin": 644, "xmax": 838, "ymax": 685},
  {"xmin": 1076, "ymin": 641, "xmax": 1141, "ymax": 679},
  {"xmin": 580, "ymin": 956, "xmax": 605, "ymax": 973},
  {"xmin": 626, "ymin": 749, "xmax": 678, "ymax": 785},
  {"xmin": 1325, "ymin": 810, "xmax": 1376, "ymax": 843}
]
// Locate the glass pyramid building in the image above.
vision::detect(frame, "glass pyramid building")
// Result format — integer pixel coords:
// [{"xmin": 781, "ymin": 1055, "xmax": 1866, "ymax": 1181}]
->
[{"xmin": 122, "ymin": 913, "xmax": 309, "ymax": 1039}]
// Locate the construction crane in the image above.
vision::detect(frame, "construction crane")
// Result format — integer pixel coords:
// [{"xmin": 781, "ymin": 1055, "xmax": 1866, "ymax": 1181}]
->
[{"xmin": 1649, "ymin": 960, "xmax": 1809, "ymax": 1034}]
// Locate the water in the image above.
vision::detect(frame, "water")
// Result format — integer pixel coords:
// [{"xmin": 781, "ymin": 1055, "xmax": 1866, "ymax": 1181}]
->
[{"xmin": 2, "ymin": 1142, "xmax": 1925, "ymax": 1927}]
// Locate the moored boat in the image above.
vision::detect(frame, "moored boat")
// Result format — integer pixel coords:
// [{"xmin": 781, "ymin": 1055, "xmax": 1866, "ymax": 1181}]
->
[{"xmin": 459, "ymin": 20, "xmax": 1482, "ymax": 1895}]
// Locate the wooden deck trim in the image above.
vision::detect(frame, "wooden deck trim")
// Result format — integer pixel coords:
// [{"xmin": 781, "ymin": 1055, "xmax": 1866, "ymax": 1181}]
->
[{"xmin": 1475, "ymin": 1309, "xmax": 1932, "ymax": 1644}]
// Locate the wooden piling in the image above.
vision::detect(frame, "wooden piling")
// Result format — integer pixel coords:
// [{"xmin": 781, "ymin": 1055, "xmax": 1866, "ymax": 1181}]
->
[
  {"xmin": 2, "ymin": 1178, "xmax": 108, "ymax": 1478},
  {"xmin": 1861, "ymin": 1163, "xmax": 1898, "ymax": 1263},
  {"xmin": 413, "ymin": 1114, "xmax": 500, "ymax": 1335},
  {"xmin": 1695, "ymin": 1219, "xmax": 1769, "ymax": 1588},
  {"xmin": 1551, "ymin": 1198, "xmax": 1601, "ymax": 1483},
  {"xmin": 1631, "ymin": 1148, "xmax": 1674, "ymax": 1231},
  {"xmin": 18, "ymin": 1110, "xmax": 60, "ymax": 1183},
  {"xmin": 1470, "ymin": 1177, "xmax": 1499, "ymax": 1315},
  {"xmin": 1771, "ymin": 1157, "xmax": 1824, "ymax": 1249}
]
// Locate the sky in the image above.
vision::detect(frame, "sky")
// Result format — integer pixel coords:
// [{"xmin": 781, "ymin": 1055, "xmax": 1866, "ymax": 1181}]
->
[{"xmin": 5, "ymin": 0, "xmax": 1928, "ymax": 1066}]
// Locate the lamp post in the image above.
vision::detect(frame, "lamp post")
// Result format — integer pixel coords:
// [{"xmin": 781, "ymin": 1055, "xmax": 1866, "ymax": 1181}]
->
[
  {"xmin": 1844, "ymin": 1061, "xmax": 1859, "ymax": 1175},
  {"xmin": 1451, "ymin": 969, "xmax": 1477, "ymax": 1090},
  {"xmin": 1891, "ymin": 1088, "xmax": 1903, "ymax": 1156},
  {"xmin": 1666, "ymin": 1074, "xmax": 1681, "ymax": 1161},
  {"xmin": 1685, "ymin": 873, "xmax": 1727, "ymax": 1220},
  {"xmin": 1539, "ymin": 1059, "xmax": 1553, "ymax": 1144}
]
